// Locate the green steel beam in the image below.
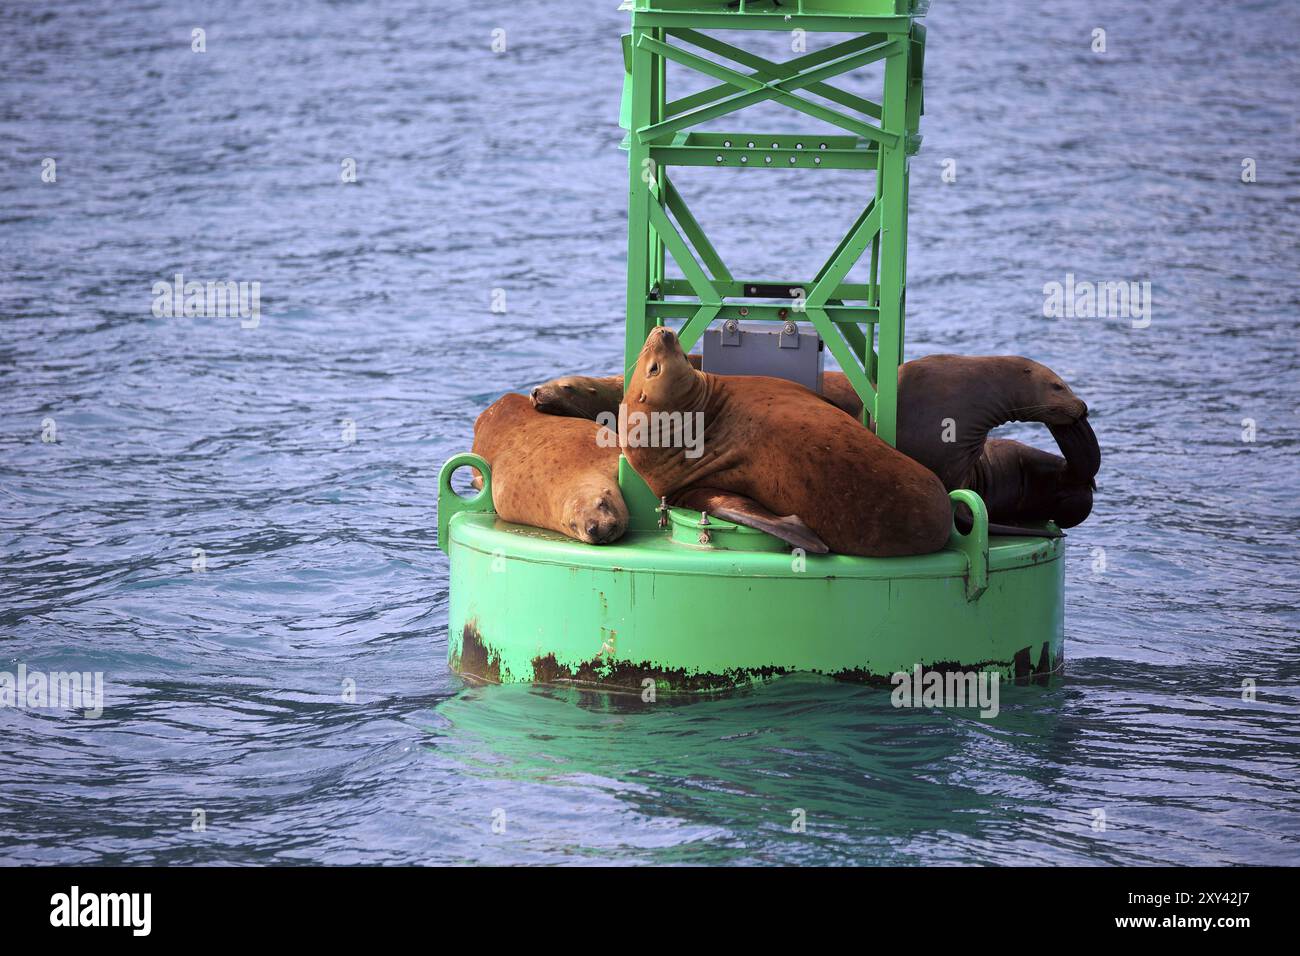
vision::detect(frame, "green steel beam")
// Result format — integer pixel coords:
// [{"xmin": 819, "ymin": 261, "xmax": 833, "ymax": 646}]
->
[
  {"xmin": 661, "ymin": 132, "xmax": 873, "ymax": 148},
  {"xmin": 805, "ymin": 304, "xmax": 877, "ymax": 417},
  {"xmin": 643, "ymin": 194, "xmax": 722, "ymax": 359},
  {"xmin": 651, "ymin": 144, "xmax": 878, "ymax": 170},
  {"xmin": 872, "ymin": 30, "xmax": 912, "ymax": 446},
  {"xmin": 812, "ymin": 197, "xmax": 878, "ymax": 288},
  {"xmin": 646, "ymin": 302, "xmax": 879, "ymax": 325},
  {"xmin": 663, "ymin": 177, "xmax": 733, "ymax": 282},
  {"xmin": 623, "ymin": 9, "xmax": 921, "ymax": 447},
  {"xmin": 647, "ymin": 130, "xmax": 882, "ymax": 170},
  {"xmin": 807, "ymin": 203, "xmax": 882, "ymax": 307},
  {"xmin": 658, "ymin": 278, "xmax": 875, "ymax": 300},
  {"xmin": 838, "ymin": 315, "xmax": 870, "ymax": 361},
  {"xmin": 646, "ymin": 190, "xmax": 721, "ymax": 306},
  {"xmin": 633, "ymin": 13, "xmax": 916, "ymax": 35},
  {"xmin": 665, "ymin": 30, "xmax": 885, "ymax": 120},
  {"xmin": 634, "ymin": 34, "xmax": 903, "ymax": 147},
  {"xmin": 624, "ymin": 24, "xmax": 659, "ymax": 377},
  {"xmin": 837, "ymin": 307, "xmax": 880, "ymax": 425},
  {"xmin": 675, "ymin": 304, "xmax": 723, "ymax": 355},
  {"xmin": 652, "ymin": 43, "xmax": 667, "ymax": 295}
]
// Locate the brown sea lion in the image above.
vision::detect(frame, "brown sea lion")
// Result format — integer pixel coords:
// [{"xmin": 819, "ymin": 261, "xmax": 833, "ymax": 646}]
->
[
  {"xmin": 895, "ymin": 355, "xmax": 1099, "ymax": 530},
  {"xmin": 530, "ymin": 373, "xmax": 625, "ymax": 420},
  {"xmin": 621, "ymin": 327, "xmax": 952, "ymax": 557},
  {"xmin": 528, "ymin": 345, "xmax": 1096, "ymax": 532},
  {"xmin": 471, "ymin": 393, "xmax": 628, "ymax": 544},
  {"xmin": 531, "ymin": 355, "xmax": 863, "ymax": 420},
  {"xmin": 820, "ymin": 370, "xmax": 864, "ymax": 419}
]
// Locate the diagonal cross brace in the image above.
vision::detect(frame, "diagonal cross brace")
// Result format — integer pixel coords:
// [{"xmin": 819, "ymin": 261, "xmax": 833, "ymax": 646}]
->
[
  {"xmin": 811, "ymin": 198, "xmax": 878, "ymax": 292},
  {"xmin": 627, "ymin": 185, "xmax": 723, "ymax": 373},
  {"xmin": 803, "ymin": 201, "xmax": 885, "ymax": 418},
  {"xmin": 638, "ymin": 179, "xmax": 884, "ymax": 402},
  {"xmin": 663, "ymin": 176, "xmax": 732, "ymax": 284},
  {"xmin": 634, "ymin": 34, "xmax": 903, "ymax": 147},
  {"xmin": 806, "ymin": 201, "xmax": 882, "ymax": 309},
  {"xmin": 666, "ymin": 29, "xmax": 884, "ymax": 121}
]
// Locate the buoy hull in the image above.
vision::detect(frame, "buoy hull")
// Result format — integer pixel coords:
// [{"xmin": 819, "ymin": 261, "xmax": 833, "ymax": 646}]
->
[{"xmin": 445, "ymin": 513, "xmax": 1064, "ymax": 693}]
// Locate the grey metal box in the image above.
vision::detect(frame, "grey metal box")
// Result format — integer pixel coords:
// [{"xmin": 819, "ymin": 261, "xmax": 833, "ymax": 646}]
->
[{"xmin": 700, "ymin": 321, "xmax": 823, "ymax": 392}]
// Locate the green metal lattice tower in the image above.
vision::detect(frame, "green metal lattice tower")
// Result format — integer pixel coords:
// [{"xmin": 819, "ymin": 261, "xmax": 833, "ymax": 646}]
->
[{"xmin": 621, "ymin": 0, "xmax": 926, "ymax": 446}]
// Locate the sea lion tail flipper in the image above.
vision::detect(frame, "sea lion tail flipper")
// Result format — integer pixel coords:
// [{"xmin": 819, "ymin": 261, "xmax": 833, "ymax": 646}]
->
[{"xmin": 673, "ymin": 489, "xmax": 829, "ymax": 554}]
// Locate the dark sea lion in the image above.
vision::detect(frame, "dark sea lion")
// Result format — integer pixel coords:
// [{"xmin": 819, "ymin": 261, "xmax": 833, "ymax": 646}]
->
[
  {"xmin": 975, "ymin": 439, "xmax": 1096, "ymax": 529},
  {"xmin": 895, "ymin": 354, "xmax": 1100, "ymax": 530},
  {"xmin": 471, "ymin": 393, "xmax": 628, "ymax": 544},
  {"xmin": 622, "ymin": 327, "xmax": 952, "ymax": 557},
  {"xmin": 531, "ymin": 354, "xmax": 863, "ymax": 420}
]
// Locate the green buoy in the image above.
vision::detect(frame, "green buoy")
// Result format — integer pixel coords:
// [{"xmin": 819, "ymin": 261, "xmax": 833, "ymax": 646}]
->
[{"xmin": 439, "ymin": 0, "xmax": 1065, "ymax": 692}]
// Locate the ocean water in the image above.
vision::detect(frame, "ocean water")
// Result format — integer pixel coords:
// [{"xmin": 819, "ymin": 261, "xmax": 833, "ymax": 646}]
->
[{"xmin": 1, "ymin": 0, "xmax": 1297, "ymax": 865}]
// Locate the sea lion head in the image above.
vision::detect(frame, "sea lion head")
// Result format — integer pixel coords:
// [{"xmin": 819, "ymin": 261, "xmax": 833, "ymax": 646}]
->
[
  {"xmin": 628, "ymin": 326, "xmax": 697, "ymax": 408},
  {"xmin": 560, "ymin": 483, "xmax": 628, "ymax": 545},
  {"xmin": 1011, "ymin": 358, "xmax": 1088, "ymax": 426},
  {"xmin": 1009, "ymin": 358, "xmax": 1101, "ymax": 482},
  {"xmin": 531, "ymin": 375, "xmax": 616, "ymax": 420}
]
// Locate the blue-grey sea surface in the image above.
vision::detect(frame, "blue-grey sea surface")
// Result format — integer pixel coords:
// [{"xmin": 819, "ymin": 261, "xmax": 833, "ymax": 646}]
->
[{"xmin": 1, "ymin": 0, "xmax": 1297, "ymax": 864}]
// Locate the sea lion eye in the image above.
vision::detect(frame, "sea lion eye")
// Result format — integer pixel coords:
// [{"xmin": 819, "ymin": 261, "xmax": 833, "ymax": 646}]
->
[
  {"xmin": 649, "ymin": 362, "xmax": 660, "ymax": 376},
  {"xmin": 1052, "ymin": 383, "xmax": 1064, "ymax": 391}
]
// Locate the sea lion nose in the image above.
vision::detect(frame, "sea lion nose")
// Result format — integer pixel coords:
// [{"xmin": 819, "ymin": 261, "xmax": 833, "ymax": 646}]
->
[
  {"xmin": 531, "ymin": 387, "xmax": 541, "ymax": 400},
  {"xmin": 659, "ymin": 328, "xmax": 676, "ymax": 346}
]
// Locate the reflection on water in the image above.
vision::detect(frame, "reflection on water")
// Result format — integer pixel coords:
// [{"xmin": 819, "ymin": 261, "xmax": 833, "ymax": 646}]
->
[{"xmin": 424, "ymin": 662, "xmax": 1296, "ymax": 865}]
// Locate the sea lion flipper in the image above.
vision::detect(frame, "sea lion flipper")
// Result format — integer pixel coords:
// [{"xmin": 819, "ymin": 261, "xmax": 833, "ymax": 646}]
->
[
  {"xmin": 674, "ymin": 489, "xmax": 830, "ymax": 554},
  {"xmin": 710, "ymin": 500, "xmax": 830, "ymax": 554}
]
